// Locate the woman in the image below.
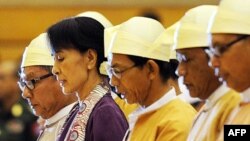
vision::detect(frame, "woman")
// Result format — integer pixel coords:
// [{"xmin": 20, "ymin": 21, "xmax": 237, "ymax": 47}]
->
[
  {"xmin": 47, "ymin": 13, "xmax": 128, "ymax": 141},
  {"xmin": 105, "ymin": 17, "xmax": 196, "ymax": 141}
]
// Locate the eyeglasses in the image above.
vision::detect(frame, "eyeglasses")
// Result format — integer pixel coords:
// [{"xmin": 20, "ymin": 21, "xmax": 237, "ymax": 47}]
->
[
  {"xmin": 18, "ymin": 73, "xmax": 53, "ymax": 91},
  {"xmin": 106, "ymin": 65, "xmax": 136, "ymax": 79},
  {"xmin": 208, "ymin": 35, "xmax": 249, "ymax": 57}
]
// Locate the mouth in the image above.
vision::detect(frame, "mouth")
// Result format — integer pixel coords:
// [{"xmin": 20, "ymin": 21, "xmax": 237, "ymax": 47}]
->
[
  {"xmin": 218, "ymin": 74, "xmax": 228, "ymax": 82},
  {"xmin": 29, "ymin": 102, "xmax": 38, "ymax": 110},
  {"xmin": 58, "ymin": 80, "xmax": 66, "ymax": 87},
  {"xmin": 214, "ymin": 68, "xmax": 226, "ymax": 82},
  {"xmin": 184, "ymin": 82, "xmax": 192, "ymax": 90}
]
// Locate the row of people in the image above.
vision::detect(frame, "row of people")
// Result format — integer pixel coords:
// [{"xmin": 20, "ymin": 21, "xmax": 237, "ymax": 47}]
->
[{"xmin": 17, "ymin": 0, "xmax": 250, "ymax": 140}]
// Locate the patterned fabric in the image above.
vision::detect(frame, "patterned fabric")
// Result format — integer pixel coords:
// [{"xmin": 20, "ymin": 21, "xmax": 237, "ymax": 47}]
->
[{"xmin": 57, "ymin": 82, "xmax": 109, "ymax": 141}]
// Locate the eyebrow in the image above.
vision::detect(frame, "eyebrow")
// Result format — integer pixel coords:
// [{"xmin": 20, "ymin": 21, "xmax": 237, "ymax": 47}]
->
[
  {"xmin": 21, "ymin": 72, "xmax": 36, "ymax": 80},
  {"xmin": 111, "ymin": 64, "xmax": 118, "ymax": 68},
  {"xmin": 111, "ymin": 63, "xmax": 126, "ymax": 69}
]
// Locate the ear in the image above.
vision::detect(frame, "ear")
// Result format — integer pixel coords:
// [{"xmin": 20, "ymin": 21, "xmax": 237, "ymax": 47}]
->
[
  {"xmin": 145, "ymin": 60, "xmax": 159, "ymax": 80},
  {"xmin": 86, "ymin": 49, "xmax": 97, "ymax": 70}
]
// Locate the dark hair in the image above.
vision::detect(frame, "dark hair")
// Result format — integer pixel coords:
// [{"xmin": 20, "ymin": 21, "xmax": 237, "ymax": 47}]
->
[
  {"xmin": 140, "ymin": 10, "xmax": 161, "ymax": 22},
  {"xmin": 128, "ymin": 55, "xmax": 179, "ymax": 82},
  {"xmin": 47, "ymin": 17, "xmax": 106, "ymax": 74}
]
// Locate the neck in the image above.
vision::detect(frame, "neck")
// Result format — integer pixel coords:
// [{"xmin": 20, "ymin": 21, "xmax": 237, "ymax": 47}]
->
[
  {"xmin": 77, "ymin": 71, "xmax": 102, "ymax": 101},
  {"xmin": 201, "ymin": 80, "xmax": 221, "ymax": 100},
  {"xmin": 169, "ymin": 79, "xmax": 181, "ymax": 95},
  {"xmin": 142, "ymin": 79, "xmax": 173, "ymax": 107}
]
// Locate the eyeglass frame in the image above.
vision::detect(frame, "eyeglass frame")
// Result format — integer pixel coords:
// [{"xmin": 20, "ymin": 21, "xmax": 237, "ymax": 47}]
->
[
  {"xmin": 207, "ymin": 35, "xmax": 249, "ymax": 57},
  {"xmin": 106, "ymin": 64, "xmax": 137, "ymax": 79},
  {"xmin": 18, "ymin": 73, "xmax": 53, "ymax": 91}
]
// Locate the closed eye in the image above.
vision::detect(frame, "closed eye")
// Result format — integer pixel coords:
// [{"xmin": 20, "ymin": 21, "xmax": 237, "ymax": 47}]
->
[
  {"xmin": 55, "ymin": 55, "xmax": 64, "ymax": 62},
  {"xmin": 112, "ymin": 68, "xmax": 122, "ymax": 74}
]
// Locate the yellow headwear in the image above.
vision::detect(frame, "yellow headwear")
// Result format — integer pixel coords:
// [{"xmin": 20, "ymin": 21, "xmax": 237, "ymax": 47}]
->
[
  {"xmin": 105, "ymin": 17, "xmax": 170, "ymax": 62},
  {"xmin": 175, "ymin": 5, "xmax": 217, "ymax": 49},
  {"xmin": 21, "ymin": 33, "xmax": 54, "ymax": 67},
  {"xmin": 211, "ymin": 0, "xmax": 250, "ymax": 35},
  {"xmin": 156, "ymin": 22, "xmax": 180, "ymax": 59},
  {"xmin": 76, "ymin": 11, "xmax": 113, "ymax": 28}
]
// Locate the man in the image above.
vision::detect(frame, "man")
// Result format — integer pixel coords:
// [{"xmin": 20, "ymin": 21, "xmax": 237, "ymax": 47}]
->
[
  {"xmin": 0, "ymin": 60, "xmax": 38, "ymax": 141},
  {"xmin": 19, "ymin": 33, "xmax": 76, "ymax": 141},
  {"xmin": 105, "ymin": 17, "xmax": 196, "ymax": 141},
  {"xmin": 174, "ymin": 5, "xmax": 241, "ymax": 141},
  {"xmin": 156, "ymin": 22, "xmax": 202, "ymax": 110},
  {"xmin": 209, "ymin": 0, "xmax": 250, "ymax": 124}
]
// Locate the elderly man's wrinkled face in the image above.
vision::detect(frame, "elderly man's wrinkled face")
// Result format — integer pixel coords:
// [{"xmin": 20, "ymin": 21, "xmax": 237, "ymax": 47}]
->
[
  {"xmin": 107, "ymin": 54, "xmax": 151, "ymax": 105},
  {"xmin": 209, "ymin": 34, "xmax": 250, "ymax": 92},
  {"xmin": 176, "ymin": 48, "xmax": 220, "ymax": 100},
  {"xmin": 20, "ymin": 66, "xmax": 71, "ymax": 119}
]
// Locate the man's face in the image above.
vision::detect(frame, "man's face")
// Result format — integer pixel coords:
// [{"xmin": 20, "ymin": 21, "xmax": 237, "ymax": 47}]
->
[
  {"xmin": 210, "ymin": 34, "xmax": 250, "ymax": 92},
  {"xmin": 176, "ymin": 48, "xmax": 221, "ymax": 100},
  {"xmin": 107, "ymin": 54, "xmax": 151, "ymax": 105},
  {"xmin": 20, "ymin": 66, "xmax": 72, "ymax": 119}
]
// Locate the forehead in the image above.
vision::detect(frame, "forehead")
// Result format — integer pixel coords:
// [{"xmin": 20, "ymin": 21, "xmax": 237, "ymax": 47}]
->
[
  {"xmin": 21, "ymin": 66, "xmax": 47, "ymax": 78},
  {"xmin": 176, "ymin": 48, "xmax": 203, "ymax": 56},
  {"xmin": 108, "ymin": 53, "xmax": 134, "ymax": 66},
  {"xmin": 55, "ymin": 48, "xmax": 82, "ymax": 56},
  {"xmin": 212, "ymin": 34, "xmax": 237, "ymax": 44}
]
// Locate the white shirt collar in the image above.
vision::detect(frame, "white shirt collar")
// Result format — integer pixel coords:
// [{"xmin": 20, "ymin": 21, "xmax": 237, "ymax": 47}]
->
[
  {"xmin": 240, "ymin": 87, "xmax": 250, "ymax": 103},
  {"xmin": 140, "ymin": 88, "xmax": 176, "ymax": 114},
  {"xmin": 204, "ymin": 84, "xmax": 230, "ymax": 111},
  {"xmin": 45, "ymin": 102, "xmax": 76, "ymax": 127}
]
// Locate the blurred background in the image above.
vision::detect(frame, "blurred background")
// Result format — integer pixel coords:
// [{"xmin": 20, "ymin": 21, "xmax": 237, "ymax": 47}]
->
[{"xmin": 0, "ymin": 0, "xmax": 218, "ymax": 62}]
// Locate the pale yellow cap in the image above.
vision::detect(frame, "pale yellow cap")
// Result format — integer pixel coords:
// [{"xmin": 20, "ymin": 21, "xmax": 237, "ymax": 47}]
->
[
  {"xmin": 210, "ymin": 0, "xmax": 250, "ymax": 35},
  {"xmin": 21, "ymin": 33, "xmax": 54, "ymax": 67},
  {"xmin": 155, "ymin": 22, "xmax": 180, "ymax": 59},
  {"xmin": 76, "ymin": 11, "xmax": 113, "ymax": 28},
  {"xmin": 99, "ymin": 61, "xmax": 108, "ymax": 75},
  {"xmin": 175, "ymin": 5, "xmax": 218, "ymax": 49},
  {"xmin": 105, "ymin": 17, "xmax": 169, "ymax": 61}
]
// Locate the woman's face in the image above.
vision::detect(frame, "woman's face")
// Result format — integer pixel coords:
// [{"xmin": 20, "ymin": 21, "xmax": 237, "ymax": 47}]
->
[{"xmin": 52, "ymin": 48, "xmax": 89, "ymax": 95}]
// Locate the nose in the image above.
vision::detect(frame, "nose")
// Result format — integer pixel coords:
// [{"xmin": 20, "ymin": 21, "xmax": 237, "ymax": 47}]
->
[
  {"xmin": 210, "ymin": 55, "xmax": 220, "ymax": 69},
  {"xmin": 177, "ymin": 63, "xmax": 186, "ymax": 77},
  {"xmin": 52, "ymin": 62, "xmax": 59, "ymax": 75},
  {"xmin": 22, "ymin": 87, "xmax": 32, "ymax": 99}
]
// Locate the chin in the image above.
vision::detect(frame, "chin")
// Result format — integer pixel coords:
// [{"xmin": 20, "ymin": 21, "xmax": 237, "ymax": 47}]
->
[
  {"xmin": 228, "ymin": 82, "xmax": 248, "ymax": 93},
  {"xmin": 62, "ymin": 88, "xmax": 75, "ymax": 95},
  {"xmin": 189, "ymin": 91, "xmax": 199, "ymax": 98},
  {"xmin": 126, "ymin": 98, "xmax": 137, "ymax": 105}
]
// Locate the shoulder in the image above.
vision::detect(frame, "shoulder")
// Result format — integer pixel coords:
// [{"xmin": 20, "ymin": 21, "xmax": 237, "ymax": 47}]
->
[
  {"xmin": 90, "ymin": 93, "xmax": 126, "ymax": 119},
  {"xmin": 152, "ymin": 98, "xmax": 196, "ymax": 128}
]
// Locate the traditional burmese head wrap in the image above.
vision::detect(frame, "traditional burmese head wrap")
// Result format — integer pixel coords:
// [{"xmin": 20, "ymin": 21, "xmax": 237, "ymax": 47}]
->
[
  {"xmin": 174, "ymin": 5, "xmax": 218, "ymax": 49},
  {"xmin": 76, "ymin": 11, "xmax": 113, "ymax": 28},
  {"xmin": 156, "ymin": 22, "xmax": 180, "ymax": 59},
  {"xmin": 76, "ymin": 11, "xmax": 113, "ymax": 75},
  {"xmin": 21, "ymin": 33, "xmax": 54, "ymax": 67},
  {"xmin": 105, "ymin": 17, "xmax": 171, "ymax": 62},
  {"xmin": 210, "ymin": 0, "xmax": 250, "ymax": 35}
]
